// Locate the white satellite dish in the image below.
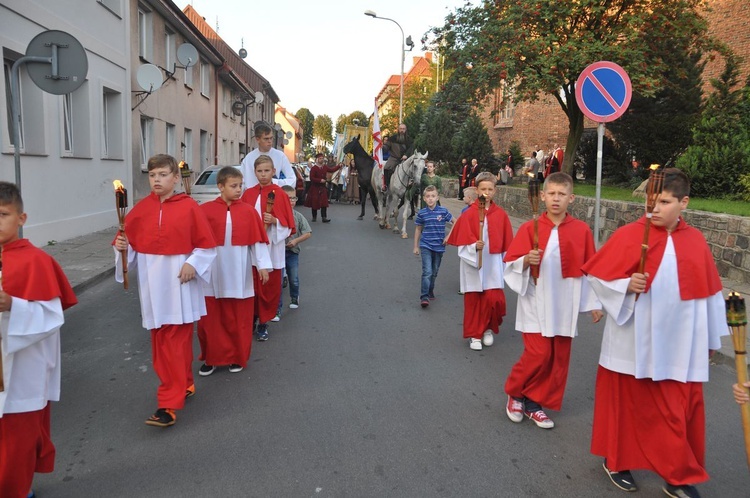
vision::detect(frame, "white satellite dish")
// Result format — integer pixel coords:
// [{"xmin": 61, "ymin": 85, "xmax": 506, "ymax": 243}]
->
[
  {"xmin": 254, "ymin": 91, "xmax": 264, "ymax": 104},
  {"xmin": 136, "ymin": 64, "xmax": 163, "ymax": 92},
  {"xmin": 177, "ymin": 43, "xmax": 199, "ymax": 67},
  {"xmin": 285, "ymin": 131, "xmax": 293, "ymax": 139}
]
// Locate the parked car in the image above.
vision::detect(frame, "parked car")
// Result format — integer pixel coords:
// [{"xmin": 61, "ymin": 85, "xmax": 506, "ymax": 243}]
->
[{"xmin": 190, "ymin": 165, "xmax": 240, "ymax": 205}]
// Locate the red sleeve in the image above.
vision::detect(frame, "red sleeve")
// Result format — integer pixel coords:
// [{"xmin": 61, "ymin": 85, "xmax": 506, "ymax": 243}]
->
[
  {"xmin": 3, "ymin": 240, "xmax": 77, "ymax": 310},
  {"xmin": 504, "ymin": 221, "xmax": 535, "ymax": 262}
]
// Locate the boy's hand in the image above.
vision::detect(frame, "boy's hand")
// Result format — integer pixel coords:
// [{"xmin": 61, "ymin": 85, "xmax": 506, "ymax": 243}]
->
[
  {"xmin": 591, "ymin": 310, "xmax": 604, "ymax": 323},
  {"xmin": 263, "ymin": 213, "xmax": 277, "ymax": 225},
  {"xmin": 526, "ymin": 249, "xmax": 542, "ymax": 266},
  {"xmin": 0, "ymin": 290, "xmax": 12, "ymax": 312},
  {"xmin": 733, "ymin": 382, "xmax": 750, "ymax": 405},
  {"xmin": 476, "ymin": 240, "xmax": 485, "ymax": 251},
  {"xmin": 258, "ymin": 269, "xmax": 270, "ymax": 284},
  {"xmin": 286, "ymin": 239, "xmax": 297, "ymax": 249},
  {"xmin": 627, "ymin": 272, "xmax": 648, "ymax": 294},
  {"xmin": 114, "ymin": 234, "xmax": 128, "ymax": 251},
  {"xmin": 178, "ymin": 263, "xmax": 196, "ymax": 283},
  {"xmin": 413, "ymin": 247, "xmax": 420, "ymax": 256}
]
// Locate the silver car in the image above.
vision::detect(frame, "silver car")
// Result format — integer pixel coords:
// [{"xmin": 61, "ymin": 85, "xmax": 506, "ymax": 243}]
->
[{"xmin": 189, "ymin": 165, "xmax": 241, "ymax": 205}]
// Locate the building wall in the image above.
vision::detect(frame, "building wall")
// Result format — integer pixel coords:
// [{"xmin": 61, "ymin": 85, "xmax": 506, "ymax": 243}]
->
[
  {"xmin": 704, "ymin": 0, "xmax": 750, "ymax": 84},
  {"xmin": 0, "ymin": 0, "xmax": 131, "ymax": 246}
]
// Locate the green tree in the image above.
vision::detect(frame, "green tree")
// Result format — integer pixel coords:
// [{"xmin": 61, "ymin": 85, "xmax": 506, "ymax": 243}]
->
[
  {"xmin": 296, "ymin": 107, "xmax": 315, "ymax": 148},
  {"xmin": 676, "ymin": 55, "xmax": 750, "ymax": 198},
  {"xmin": 347, "ymin": 111, "xmax": 368, "ymax": 126},
  {"xmin": 313, "ymin": 114, "xmax": 333, "ymax": 150},
  {"xmin": 430, "ymin": 0, "xmax": 713, "ymax": 175},
  {"xmin": 334, "ymin": 114, "xmax": 347, "ymax": 134},
  {"xmin": 452, "ymin": 113, "xmax": 495, "ymax": 171},
  {"xmin": 415, "ymin": 106, "xmax": 455, "ymax": 167}
]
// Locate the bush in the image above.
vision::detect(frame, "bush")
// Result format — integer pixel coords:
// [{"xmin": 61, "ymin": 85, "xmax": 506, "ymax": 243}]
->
[{"xmin": 574, "ymin": 131, "xmax": 633, "ymax": 185}]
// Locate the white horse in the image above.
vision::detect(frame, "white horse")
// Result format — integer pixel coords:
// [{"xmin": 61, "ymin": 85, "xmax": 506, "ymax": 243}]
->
[{"xmin": 373, "ymin": 151, "xmax": 428, "ymax": 237}]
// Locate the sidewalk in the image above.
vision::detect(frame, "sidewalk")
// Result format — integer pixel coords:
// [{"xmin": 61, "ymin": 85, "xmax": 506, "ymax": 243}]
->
[{"xmin": 43, "ymin": 201, "xmax": 749, "ymax": 364}]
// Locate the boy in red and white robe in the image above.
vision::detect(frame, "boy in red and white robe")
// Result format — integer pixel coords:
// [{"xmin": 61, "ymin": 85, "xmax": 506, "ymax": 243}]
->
[
  {"xmin": 502, "ymin": 173, "xmax": 601, "ymax": 429},
  {"xmin": 582, "ymin": 168, "xmax": 726, "ymax": 498},
  {"xmin": 241, "ymin": 154, "xmax": 295, "ymax": 341},
  {"xmin": 197, "ymin": 167, "xmax": 271, "ymax": 376},
  {"xmin": 446, "ymin": 172, "xmax": 513, "ymax": 351},
  {"xmin": 0, "ymin": 182, "xmax": 77, "ymax": 498},
  {"xmin": 115, "ymin": 154, "xmax": 216, "ymax": 427}
]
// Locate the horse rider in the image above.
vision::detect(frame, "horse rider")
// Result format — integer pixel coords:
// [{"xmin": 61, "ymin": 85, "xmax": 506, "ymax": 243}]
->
[{"xmin": 383, "ymin": 123, "xmax": 414, "ymax": 192}]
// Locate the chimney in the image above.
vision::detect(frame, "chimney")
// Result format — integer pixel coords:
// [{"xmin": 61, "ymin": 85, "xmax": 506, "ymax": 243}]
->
[{"xmin": 425, "ymin": 52, "xmax": 433, "ymax": 63}]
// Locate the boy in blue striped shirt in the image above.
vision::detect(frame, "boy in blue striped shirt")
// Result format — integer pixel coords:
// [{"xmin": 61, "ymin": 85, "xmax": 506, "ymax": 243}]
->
[{"xmin": 413, "ymin": 185, "xmax": 453, "ymax": 308}]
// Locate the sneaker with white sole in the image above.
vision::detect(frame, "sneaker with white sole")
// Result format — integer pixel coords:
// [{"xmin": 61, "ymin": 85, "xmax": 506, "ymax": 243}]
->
[
  {"xmin": 271, "ymin": 314, "xmax": 280, "ymax": 322},
  {"xmin": 482, "ymin": 330, "xmax": 494, "ymax": 347},
  {"xmin": 506, "ymin": 396, "xmax": 524, "ymax": 423},
  {"xmin": 469, "ymin": 338, "xmax": 482, "ymax": 351},
  {"xmin": 198, "ymin": 363, "xmax": 215, "ymax": 377},
  {"xmin": 662, "ymin": 483, "xmax": 700, "ymax": 498},
  {"xmin": 289, "ymin": 297, "xmax": 299, "ymax": 309},
  {"xmin": 525, "ymin": 409, "xmax": 554, "ymax": 429},
  {"xmin": 228, "ymin": 364, "xmax": 243, "ymax": 373},
  {"xmin": 603, "ymin": 460, "xmax": 637, "ymax": 492}
]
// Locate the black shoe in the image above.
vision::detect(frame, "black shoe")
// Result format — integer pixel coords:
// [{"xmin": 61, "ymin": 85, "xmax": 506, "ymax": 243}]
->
[
  {"xmin": 198, "ymin": 363, "xmax": 215, "ymax": 377},
  {"xmin": 228, "ymin": 364, "xmax": 243, "ymax": 373},
  {"xmin": 603, "ymin": 460, "xmax": 637, "ymax": 492},
  {"xmin": 322, "ymin": 218, "xmax": 331, "ymax": 223},
  {"xmin": 256, "ymin": 324, "xmax": 269, "ymax": 341},
  {"xmin": 663, "ymin": 484, "xmax": 701, "ymax": 498},
  {"xmin": 145, "ymin": 408, "xmax": 176, "ymax": 427}
]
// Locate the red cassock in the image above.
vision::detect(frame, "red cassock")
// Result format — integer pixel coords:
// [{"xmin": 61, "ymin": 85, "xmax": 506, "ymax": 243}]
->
[
  {"xmin": 503, "ymin": 214, "xmax": 595, "ymax": 410},
  {"xmin": 447, "ymin": 202, "xmax": 513, "ymax": 338},
  {"xmin": 582, "ymin": 218, "xmax": 721, "ymax": 484},
  {"xmin": 125, "ymin": 192, "xmax": 216, "ymax": 410},
  {"xmin": 198, "ymin": 199, "xmax": 268, "ymax": 367},
  {"xmin": 0, "ymin": 239, "xmax": 76, "ymax": 497},
  {"xmin": 304, "ymin": 165, "xmax": 329, "ymax": 209},
  {"xmin": 241, "ymin": 185, "xmax": 295, "ymax": 323}
]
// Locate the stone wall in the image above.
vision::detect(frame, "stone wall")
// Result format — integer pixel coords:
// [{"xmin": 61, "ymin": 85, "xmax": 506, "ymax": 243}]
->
[{"xmin": 441, "ymin": 179, "xmax": 750, "ymax": 284}]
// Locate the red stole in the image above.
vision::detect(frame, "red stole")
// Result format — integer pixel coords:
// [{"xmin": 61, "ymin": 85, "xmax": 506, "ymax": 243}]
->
[
  {"xmin": 1, "ymin": 239, "xmax": 77, "ymax": 310},
  {"xmin": 581, "ymin": 217, "xmax": 722, "ymax": 300},
  {"xmin": 125, "ymin": 192, "xmax": 216, "ymax": 255},
  {"xmin": 241, "ymin": 184, "xmax": 296, "ymax": 235},
  {"xmin": 446, "ymin": 201, "xmax": 512, "ymax": 254},
  {"xmin": 200, "ymin": 197, "xmax": 269, "ymax": 247},
  {"xmin": 504, "ymin": 213, "xmax": 595, "ymax": 278}
]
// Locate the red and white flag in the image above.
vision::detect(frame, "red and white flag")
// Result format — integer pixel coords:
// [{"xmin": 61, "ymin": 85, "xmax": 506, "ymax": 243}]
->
[{"xmin": 372, "ymin": 98, "xmax": 384, "ymax": 169}]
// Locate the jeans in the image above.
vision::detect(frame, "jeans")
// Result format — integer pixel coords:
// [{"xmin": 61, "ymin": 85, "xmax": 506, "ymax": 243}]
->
[
  {"xmin": 277, "ymin": 251, "xmax": 300, "ymax": 313},
  {"xmin": 420, "ymin": 249, "xmax": 443, "ymax": 300}
]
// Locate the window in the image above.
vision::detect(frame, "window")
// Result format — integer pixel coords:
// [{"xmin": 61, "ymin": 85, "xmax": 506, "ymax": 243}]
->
[
  {"xmin": 183, "ymin": 128, "xmax": 192, "ymax": 164},
  {"xmin": 222, "ymin": 138, "xmax": 228, "ymax": 163},
  {"xmin": 62, "ymin": 93, "xmax": 73, "ymax": 155},
  {"xmin": 138, "ymin": 6, "xmax": 153, "ymax": 61},
  {"xmin": 102, "ymin": 87, "xmax": 123, "ymax": 159},
  {"xmin": 166, "ymin": 122, "xmax": 176, "ymax": 156},
  {"xmin": 140, "ymin": 116, "xmax": 154, "ymax": 169},
  {"xmin": 59, "ymin": 83, "xmax": 91, "ymax": 158},
  {"xmin": 222, "ymin": 86, "xmax": 231, "ymax": 116},
  {"xmin": 165, "ymin": 27, "xmax": 175, "ymax": 73},
  {"xmin": 184, "ymin": 64, "xmax": 193, "ymax": 87},
  {"xmin": 200, "ymin": 60, "xmax": 210, "ymax": 97},
  {"xmin": 199, "ymin": 129, "xmax": 209, "ymax": 169},
  {"xmin": 3, "ymin": 53, "xmax": 46, "ymax": 154},
  {"xmin": 493, "ymin": 81, "xmax": 515, "ymax": 126},
  {"xmin": 3, "ymin": 59, "xmax": 22, "ymax": 149}
]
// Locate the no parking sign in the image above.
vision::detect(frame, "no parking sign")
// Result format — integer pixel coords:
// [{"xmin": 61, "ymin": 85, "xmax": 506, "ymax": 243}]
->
[{"xmin": 575, "ymin": 61, "xmax": 632, "ymax": 123}]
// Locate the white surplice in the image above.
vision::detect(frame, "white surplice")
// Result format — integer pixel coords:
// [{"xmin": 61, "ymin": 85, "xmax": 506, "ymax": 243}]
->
[
  {"xmin": 504, "ymin": 229, "xmax": 600, "ymax": 337},
  {"xmin": 240, "ymin": 148, "xmax": 297, "ymax": 190},
  {"xmin": 587, "ymin": 236, "xmax": 727, "ymax": 382},
  {"xmin": 252, "ymin": 196, "xmax": 291, "ymax": 270},
  {"xmin": 115, "ymin": 246, "xmax": 216, "ymax": 330},
  {"xmin": 458, "ymin": 220, "xmax": 506, "ymax": 293},
  {"xmin": 203, "ymin": 212, "xmax": 272, "ymax": 299}
]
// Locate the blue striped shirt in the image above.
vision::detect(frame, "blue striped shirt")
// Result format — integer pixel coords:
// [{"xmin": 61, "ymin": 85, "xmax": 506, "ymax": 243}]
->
[{"xmin": 415, "ymin": 205, "xmax": 453, "ymax": 252}]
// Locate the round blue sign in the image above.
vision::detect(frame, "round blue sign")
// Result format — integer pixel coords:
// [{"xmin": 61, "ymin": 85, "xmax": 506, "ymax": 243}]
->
[{"xmin": 575, "ymin": 62, "xmax": 632, "ymax": 123}]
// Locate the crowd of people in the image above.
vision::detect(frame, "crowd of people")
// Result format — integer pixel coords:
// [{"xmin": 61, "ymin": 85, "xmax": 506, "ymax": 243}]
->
[{"xmin": 2, "ymin": 122, "xmax": 747, "ymax": 498}]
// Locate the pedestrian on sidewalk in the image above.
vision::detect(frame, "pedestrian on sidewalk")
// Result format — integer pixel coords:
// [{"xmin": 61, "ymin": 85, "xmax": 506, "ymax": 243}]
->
[
  {"xmin": 0, "ymin": 182, "xmax": 77, "ymax": 498},
  {"xmin": 276, "ymin": 185, "xmax": 312, "ymax": 319},
  {"xmin": 114, "ymin": 154, "xmax": 217, "ymax": 428},
  {"xmin": 241, "ymin": 155, "xmax": 295, "ymax": 342},
  {"xmin": 413, "ymin": 185, "xmax": 453, "ymax": 308},
  {"xmin": 446, "ymin": 172, "xmax": 513, "ymax": 351},
  {"xmin": 197, "ymin": 167, "xmax": 271, "ymax": 377},
  {"xmin": 502, "ymin": 173, "xmax": 602, "ymax": 430},
  {"xmin": 305, "ymin": 153, "xmax": 332, "ymax": 222},
  {"xmin": 582, "ymin": 168, "xmax": 727, "ymax": 498}
]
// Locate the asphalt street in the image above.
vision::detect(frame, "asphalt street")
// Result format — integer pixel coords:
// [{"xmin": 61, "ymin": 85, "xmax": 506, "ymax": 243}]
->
[{"xmin": 35, "ymin": 201, "xmax": 750, "ymax": 497}]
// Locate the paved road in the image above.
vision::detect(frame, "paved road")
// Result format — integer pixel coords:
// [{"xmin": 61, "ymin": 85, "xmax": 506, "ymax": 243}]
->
[{"xmin": 36, "ymin": 202, "xmax": 749, "ymax": 497}]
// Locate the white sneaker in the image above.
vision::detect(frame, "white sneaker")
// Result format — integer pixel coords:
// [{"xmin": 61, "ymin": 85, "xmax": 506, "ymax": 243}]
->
[
  {"xmin": 271, "ymin": 314, "xmax": 280, "ymax": 322},
  {"xmin": 482, "ymin": 330, "xmax": 494, "ymax": 347},
  {"xmin": 469, "ymin": 338, "xmax": 483, "ymax": 351}
]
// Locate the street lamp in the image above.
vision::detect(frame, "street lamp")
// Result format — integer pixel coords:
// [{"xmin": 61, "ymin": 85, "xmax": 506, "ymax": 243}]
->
[{"xmin": 364, "ymin": 10, "xmax": 414, "ymax": 125}]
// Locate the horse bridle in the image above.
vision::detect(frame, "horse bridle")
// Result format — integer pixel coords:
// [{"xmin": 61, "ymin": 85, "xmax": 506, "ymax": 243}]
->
[{"xmin": 393, "ymin": 156, "xmax": 423, "ymax": 190}]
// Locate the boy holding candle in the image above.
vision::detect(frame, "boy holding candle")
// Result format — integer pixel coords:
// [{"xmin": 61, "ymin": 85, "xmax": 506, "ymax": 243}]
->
[
  {"xmin": 502, "ymin": 172, "xmax": 602, "ymax": 429},
  {"xmin": 114, "ymin": 154, "xmax": 216, "ymax": 427},
  {"xmin": 581, "ymin": 168, "xmax": 726, "ymax": 498},
  {"xmin": 0, "ymin": 182, "xmax": 77, "ymax": 497},
  {"xmin": 241, "ymin": 155, "xmax": 295, "ymax": 341},
  {"xmin": 197, "ymin": 167, "xmax": 272, "ymax": 376},
  {"xmin": 446, "ymin": 172, "xmax": 513, "ymax": 351}
]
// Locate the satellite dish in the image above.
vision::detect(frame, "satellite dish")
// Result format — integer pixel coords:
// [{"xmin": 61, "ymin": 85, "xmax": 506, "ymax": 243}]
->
[
  {"xmin": 283, "ymin": 138, "xmax": 289, "ymax": 145},
  {"xmin": 232, "ymin": 101, "xmax": 245, "ymax": 116},
  {"xmin": 254, "ymin": 91, "xmax": 264, "ymax": 104},
  {"xmin": 136, "ymin": 64, "xmax": 163, "ymax": 92},
  {"xmin": 239, "ymin": 47, "xmax": 248, "ymax": 59},
  {"xmin": 285, "ymin": 131, "xmax": 293, "ymax": 139},
  {"xmin": 25, "ymin": 30, "xmax": 88, "ymax": 95},
  {"xmin": 177, "ymin": 43, "xmax": 199, "ymax": 67},
  {"xmin": 274, "ymin": 123, "xmax": 282, "ymax": 131}
]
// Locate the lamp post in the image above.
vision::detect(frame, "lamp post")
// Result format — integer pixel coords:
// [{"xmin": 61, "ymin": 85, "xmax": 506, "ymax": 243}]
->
[{"xmin": 364, "ymin": 10, "xmax": 413, "ymax": 125}]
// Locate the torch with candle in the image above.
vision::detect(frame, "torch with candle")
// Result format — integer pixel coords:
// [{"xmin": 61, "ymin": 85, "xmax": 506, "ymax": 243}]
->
[
  {"xmin": 527, "ymin": 175, "xmax": 541, "ymax": 284},
  {"xmin": 179, "ymin": 161, "xmax": 192, "ymax": 195},
  {"xmin": 477, "ymin": 194, "xmax": 486, "ymax": 270},
  {"xmin": 726, "ymin": 291, "xmax": 750, "ymax": 469},
  {"xmin": 113, "ymin": 180, "xmax": 129, "ymax": 290},
  {"xmin": 635, "ymin": 165, "xmax": 664, "ymax": 301}
]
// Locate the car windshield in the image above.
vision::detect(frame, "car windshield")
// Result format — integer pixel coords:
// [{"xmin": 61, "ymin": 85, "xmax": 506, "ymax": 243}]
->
[{"xmin": 195, "ymin": 169, "xmax": 218, "ymax": 186}]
